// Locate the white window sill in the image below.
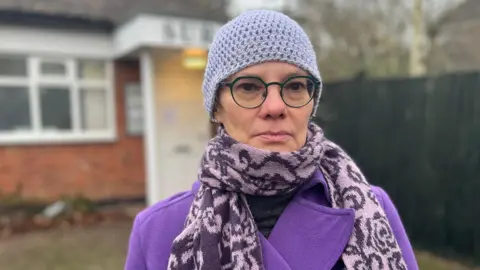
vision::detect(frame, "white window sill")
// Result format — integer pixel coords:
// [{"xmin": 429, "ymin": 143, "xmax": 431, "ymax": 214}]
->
[{"xmin": 0, "ymin": 132, "xmax": 117, "ymax": 146}]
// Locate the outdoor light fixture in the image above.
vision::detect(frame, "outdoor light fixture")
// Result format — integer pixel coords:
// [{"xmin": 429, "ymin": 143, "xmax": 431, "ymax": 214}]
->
[{"xmin": 182, "ymin": 48, "xmax": 207, "ymax": 70}]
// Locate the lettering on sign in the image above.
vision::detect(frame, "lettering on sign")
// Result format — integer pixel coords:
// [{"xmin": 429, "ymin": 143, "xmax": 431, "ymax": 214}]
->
[
  {"xmin": 163, "ymin": 24, "xmax": 176, "ymax": 40},
  {"xmin": 201, "ymin": 25, "xmax": 215, "ymax": 44},
  {"xmin": 161, "ymin": 19, "xmax": 217, "ymax": 45},
  {"xmin": 180, "ymin": 23, "xmax": 193, "ymax": 42}
]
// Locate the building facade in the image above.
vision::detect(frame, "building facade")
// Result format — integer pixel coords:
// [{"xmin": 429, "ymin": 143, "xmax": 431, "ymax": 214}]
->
[{"xmin": 0, "ymin": 0, "xmax": 227, "ymax": 205}]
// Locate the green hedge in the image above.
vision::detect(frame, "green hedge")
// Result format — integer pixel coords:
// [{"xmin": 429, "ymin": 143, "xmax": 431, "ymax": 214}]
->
[{"xmin": 315, "ymin": 72, "xmax": 480, "ymax": 262}]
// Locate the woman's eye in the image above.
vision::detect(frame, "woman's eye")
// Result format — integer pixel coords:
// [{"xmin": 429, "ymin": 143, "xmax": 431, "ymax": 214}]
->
[
  {"xmin": 240, "ymin": 83, "xmax": 259, "ymax": 91},
  {"xmin": 287, "ymin": 82, "xmax": 305, "ymax": 91}
]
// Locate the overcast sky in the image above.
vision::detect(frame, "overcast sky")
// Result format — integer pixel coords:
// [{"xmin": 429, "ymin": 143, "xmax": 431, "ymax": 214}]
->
[
  {"xmin": 227, "ymin": 0, "xmax": 467, "ymax": 19},
  {"xmin": 227, "ymin": 0, "xmax": 299, "ymax": 17}
]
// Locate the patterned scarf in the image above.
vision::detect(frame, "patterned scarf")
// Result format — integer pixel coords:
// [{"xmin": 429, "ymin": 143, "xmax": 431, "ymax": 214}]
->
[{"xmin": 168, "ymin": 123, "xmax": 407, "ymax": 270}]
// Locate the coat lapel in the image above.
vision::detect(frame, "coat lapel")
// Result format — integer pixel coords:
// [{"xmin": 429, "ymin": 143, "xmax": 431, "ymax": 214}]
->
[
  {"xmin": 265, "ymin": 171, "xmax": 355, "ymax": 270},
  {"xmin": 260, "ymin": 234, "xmax": 293, "ymax": 270}
]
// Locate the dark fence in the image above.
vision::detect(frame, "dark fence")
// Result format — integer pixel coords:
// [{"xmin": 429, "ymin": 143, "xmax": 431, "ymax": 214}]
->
[{"xmin": 315, "ymin": 72, "xmax": 480, "ymax": 261}]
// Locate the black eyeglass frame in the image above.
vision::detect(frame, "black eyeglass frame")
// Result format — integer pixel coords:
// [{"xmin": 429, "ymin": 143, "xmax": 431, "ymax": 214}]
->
[{"xmin": 218, "ymin": 75, "xmax": 321, "ymax": 109}]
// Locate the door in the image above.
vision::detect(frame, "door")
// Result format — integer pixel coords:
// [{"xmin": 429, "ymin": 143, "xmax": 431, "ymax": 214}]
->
[{"xmin": 157, "ymin": 100, "xmax": 210, "ymax": 198}]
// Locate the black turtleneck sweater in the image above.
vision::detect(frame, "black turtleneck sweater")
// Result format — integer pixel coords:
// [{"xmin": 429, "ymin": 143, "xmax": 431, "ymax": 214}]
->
[
  {"xmin": 245, "ymin": 193, "xmax": 296, "ymax": 238},
  {"xmin": 245, "ymin": 187, "xmax": 347, "ymax": 269}
]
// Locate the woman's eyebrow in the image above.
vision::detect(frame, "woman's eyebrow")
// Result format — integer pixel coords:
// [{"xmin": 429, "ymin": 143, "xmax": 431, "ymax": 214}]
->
[
  {"xmin": 231, "ymin": 71, "xmax": 308, "ymax": 81},
  {"xmin": 231, "ymin": 72, "xmax": 260, "ymax": 78},
  {"xmin": 282, "ymin": 72, "xmax": 307, "ymax": 80}
]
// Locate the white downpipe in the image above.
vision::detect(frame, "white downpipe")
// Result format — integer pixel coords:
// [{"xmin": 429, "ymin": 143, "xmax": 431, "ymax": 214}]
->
[{"xmin": 140, "ymin": 50, "xmax": 161, "ymax": 206}]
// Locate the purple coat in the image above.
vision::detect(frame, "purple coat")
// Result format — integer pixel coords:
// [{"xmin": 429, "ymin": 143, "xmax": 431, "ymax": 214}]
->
[{"xmin": 125, "ymin": 170, "xmax": 419, "ymax": 270}]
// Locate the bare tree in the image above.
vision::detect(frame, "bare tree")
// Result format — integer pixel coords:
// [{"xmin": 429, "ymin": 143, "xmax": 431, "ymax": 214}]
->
[
  {"xmin": 423, "ymin": 0, "xmax": 467, "ymax": 74},
  {"xmin": 293, "ymin": 0, "xmax": 464, "ymax": 81}
]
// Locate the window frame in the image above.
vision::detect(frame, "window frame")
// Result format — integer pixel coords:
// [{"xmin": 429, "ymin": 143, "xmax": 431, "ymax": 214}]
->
[{"xmin": 0, "ymin": 55, "xmax": 116, "ymax": 145}]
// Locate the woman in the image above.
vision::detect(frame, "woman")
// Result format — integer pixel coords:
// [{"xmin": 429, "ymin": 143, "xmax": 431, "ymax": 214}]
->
[{"xmin": 125, "ymin": 10, "xmax": 418, "ymax": 270}]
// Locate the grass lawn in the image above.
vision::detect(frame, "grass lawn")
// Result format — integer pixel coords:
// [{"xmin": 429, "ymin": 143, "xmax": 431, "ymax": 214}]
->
[
  {"xmin": 0, "ymin": 221, "xmax": 477, "ymax": 270},
  {"xmin": 416, "ymin": 251, "xmax": 479, "ymax": 270},
  {"xmin": 0, "ymin": 223, "xmax": 131, "ymax": 270}
]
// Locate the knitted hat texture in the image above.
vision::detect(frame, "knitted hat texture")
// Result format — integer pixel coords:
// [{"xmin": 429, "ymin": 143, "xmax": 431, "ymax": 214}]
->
[{"xmin": 202, "ymin": 9, "xmax": 322, "ymax": 117}]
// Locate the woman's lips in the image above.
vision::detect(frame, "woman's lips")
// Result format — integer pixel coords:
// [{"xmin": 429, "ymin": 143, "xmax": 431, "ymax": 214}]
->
[{"xmin": 256, "ymin": 132, "xmax": 292, "ymax": 143}]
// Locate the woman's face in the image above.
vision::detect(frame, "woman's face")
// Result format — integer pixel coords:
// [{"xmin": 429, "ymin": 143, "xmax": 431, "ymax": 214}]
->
[{"xmin": 215, "ymin": 62, "xmax": 314, "ymax": 152}]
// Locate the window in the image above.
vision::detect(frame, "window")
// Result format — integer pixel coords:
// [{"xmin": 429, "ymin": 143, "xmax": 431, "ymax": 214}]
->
[
  {"xmin": 40, "ymin": 86, "xmax": 72, "ymax": 131},
  {"xmin": 0, "ymin": 55, "xmax": 114, "ymax": 144},
  {"xmin": 0, "ymin": 55, "xmax": 27, "ymax": 76},
  {"xmin": 78, "ymin": 60, "xmax": 106, "ymax": 80},
  {"xmin": 0, "ymin": 86, "xmax": 31, "ymax": 131},
  {"xmin": 40, "ymin": 61, "xmax": 67, "ymax": 77},
  {"xmin": 80, "ymin": 88, "xmax": 108, "ymax": 131},
  {"xmin": 124, "ymin": 83, "xmax": 143, "ymax": 135}
]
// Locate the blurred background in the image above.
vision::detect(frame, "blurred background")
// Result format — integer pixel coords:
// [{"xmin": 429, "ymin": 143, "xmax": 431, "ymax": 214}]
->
[{"xmin": 0, "ymin": 0, "xmax": 479, "ymax": 269}]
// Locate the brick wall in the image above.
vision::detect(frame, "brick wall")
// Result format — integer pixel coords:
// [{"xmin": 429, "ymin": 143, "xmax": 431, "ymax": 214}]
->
[{"xmin": 0, "ymin": 60, "xmax": 146, "ymax": 201}]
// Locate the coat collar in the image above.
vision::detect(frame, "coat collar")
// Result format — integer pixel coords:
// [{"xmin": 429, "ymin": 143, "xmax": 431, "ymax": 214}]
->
[{"xmin": 298, "ymin": 169, "xmax": 332, "ymax": 204}]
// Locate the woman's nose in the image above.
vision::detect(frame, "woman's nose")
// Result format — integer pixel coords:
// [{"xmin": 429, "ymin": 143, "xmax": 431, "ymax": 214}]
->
[{"xmin": 259, "ymin": 85, "xmax": 287, "ymax": 118}]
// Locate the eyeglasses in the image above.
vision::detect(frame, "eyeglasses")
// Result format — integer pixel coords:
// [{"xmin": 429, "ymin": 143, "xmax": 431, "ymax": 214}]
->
[{"xmin": 219, "ymin": 75, "xmax": 319, "ymax": 109}]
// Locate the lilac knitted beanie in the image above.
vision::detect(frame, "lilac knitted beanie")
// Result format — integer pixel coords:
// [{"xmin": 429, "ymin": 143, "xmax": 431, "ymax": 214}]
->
[{"xmin": 202, "ymin": 9, "xmax": 322, "ymax": 117}]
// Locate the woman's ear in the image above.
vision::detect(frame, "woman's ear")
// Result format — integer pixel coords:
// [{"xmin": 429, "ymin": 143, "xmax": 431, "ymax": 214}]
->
[
  {"xmin": 212, "ymin": 93, "xmax": 224, "ymax": 123},
  {"xmin": 212, "ymin": 106, "xmax": 223, "ymax": 124}
]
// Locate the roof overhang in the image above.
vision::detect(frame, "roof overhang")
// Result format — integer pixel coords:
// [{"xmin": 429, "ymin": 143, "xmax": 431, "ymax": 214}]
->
[
  {"xmin": 113, "ymin": 14, "xmax": 223, "ymax": 57},
  {"xmin": 0, "ymin": 24, "xmax": 114, "ymax": 58},
  {"xmin": 0, "ymin": 9, "xmax": 113, "ymax": 33}
]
